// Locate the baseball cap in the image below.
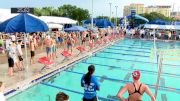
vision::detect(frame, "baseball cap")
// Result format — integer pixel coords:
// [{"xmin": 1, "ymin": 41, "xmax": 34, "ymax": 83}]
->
[{"xmin": 132, "ymin": 70, "xmax": 141, "ymax": 80}]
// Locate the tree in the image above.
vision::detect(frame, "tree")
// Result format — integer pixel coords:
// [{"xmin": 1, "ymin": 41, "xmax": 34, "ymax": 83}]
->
[
  {"xmin": 34, "ymin": 5, "xmax": 90, "ymax": 24},
  {"xmin": 140, "ymin": 12, "xmax": 176, "ymax": 22}
]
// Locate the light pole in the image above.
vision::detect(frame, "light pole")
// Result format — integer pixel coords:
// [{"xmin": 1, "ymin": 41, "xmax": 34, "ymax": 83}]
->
[
  {"xmin": 109, "ymin": 3, "xmax": 112, "ymax": 22},
  {"xmin": 115, "ymin": 6, "xmax": 118, "ymax": 26},
  {"xmin": 178, "ymin": 7, "xmax": 180, "ymax": 17},
  {"xmin": 91, "ymin": 0, "xmax": 94, "ymax": 29}
]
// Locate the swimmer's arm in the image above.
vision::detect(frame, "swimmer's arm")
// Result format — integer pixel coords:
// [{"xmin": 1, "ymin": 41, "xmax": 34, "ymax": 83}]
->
[
  {"xmin": 145, "ymin": 85, "xmax": 156, "ymax": 101},
  {"xmin": 117, "ymin": 84, "xmax": 128, "ymax": 101}
]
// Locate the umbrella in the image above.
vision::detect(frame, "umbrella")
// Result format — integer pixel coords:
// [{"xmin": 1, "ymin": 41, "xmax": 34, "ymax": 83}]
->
[
  {"xmin": 0, "ymin": 13, "xmax": 48, "ymax": 72},
  {"xmin": 64, "ymin": 26, "xmax": 86, "ymax": 32}
]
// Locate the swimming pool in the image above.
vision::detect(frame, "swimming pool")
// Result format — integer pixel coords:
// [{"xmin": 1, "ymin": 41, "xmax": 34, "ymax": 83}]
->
[{"xmin": 7, "ymin": 39, "xmax": 180, "ymax": 101}]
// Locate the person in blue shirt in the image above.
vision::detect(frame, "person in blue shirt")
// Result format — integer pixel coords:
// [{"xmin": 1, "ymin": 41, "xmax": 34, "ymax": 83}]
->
[{"xmin": 81, "ymin": 65, "xmax": 100, "ymax": 101}]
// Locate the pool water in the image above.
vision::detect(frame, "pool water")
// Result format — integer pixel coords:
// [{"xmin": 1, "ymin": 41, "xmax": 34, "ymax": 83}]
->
[{"xmin": 7, "ymin": 39, "xmax": 180, "ymax": 101}]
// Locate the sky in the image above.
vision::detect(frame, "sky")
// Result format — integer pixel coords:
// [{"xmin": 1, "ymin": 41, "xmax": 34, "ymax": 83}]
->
[{"xmin": 0, "ymin": 0, "xmax": 180, "ymax": 17}]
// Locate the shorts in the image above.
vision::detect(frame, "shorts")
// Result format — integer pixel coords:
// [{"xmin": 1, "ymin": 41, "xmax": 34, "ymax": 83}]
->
[
  {"xmin": 56, "ymin": 38, "xmax": 59, "ymax": 43},
  {"xmin": 8, "ymin": 57, "xmax": 14, "ymax": 67},
  {"xmin": 52, "ymin": 46, "xmax": 56, "ymax": 52},
  {"xmin": 58, "ymin": 37, "xmax": 63, "ymax": 43},
  {"xmin": 46, "ymin": 47, "xmax": 52, "ymax": 54},
  {"xmin": 83, "ymin": 96, "xmax": 98, "ymax": 101},
  {"xmin": 67, "ymin": 43, "xmax": 72, "ymax": 48},
  {"xmin": 18, "ymin": 56, "xmax": 23, "ymax": 61},
  {"xmin": 82, "ymin": 38, "xmax": 86, "ymax": 43},
  {"xmin": 31, "ymin": 51, "xmax": 35, "ymax": 57}
]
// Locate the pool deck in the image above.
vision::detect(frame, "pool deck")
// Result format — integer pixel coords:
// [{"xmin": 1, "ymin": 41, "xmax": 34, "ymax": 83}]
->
[{"xmin": 0, "ymin": 39, "xmax": 122, "ymax": 97}]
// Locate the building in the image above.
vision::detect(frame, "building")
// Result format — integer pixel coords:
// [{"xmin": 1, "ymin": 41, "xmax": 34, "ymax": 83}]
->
[
  {"xmin": 146, "ymin": 6, "xmax": 171, "ymax": 17},
  {"xmin": 171, "ymin": 12, "xmax": 180, "ymax": 20},
  {"xmin": 123, "ymin": 3, "xmax": 145, "ymax": 16},
  {"xmin": 123, "ymin": 4, "xmax": 171, "ymax": 17}
]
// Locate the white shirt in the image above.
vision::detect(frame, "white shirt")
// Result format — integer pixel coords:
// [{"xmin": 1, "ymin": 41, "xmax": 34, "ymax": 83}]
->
[
  {"xmin": 10, "ymin": 35, "xmax": 16, "ymax": 41},
  {"xmin": 0, "ymin": 92, "xmax": 5, "ymax": 101},
  {"xmin": 16, "ymin": 44, "xmax": 23, "ymax": 56}
]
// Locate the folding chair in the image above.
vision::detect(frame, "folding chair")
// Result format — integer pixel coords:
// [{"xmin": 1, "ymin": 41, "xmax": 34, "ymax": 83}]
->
[
  {"xmin": 38, "ymin": 56, "xmax": 54, "ymax": 73},
  {"xmin": 61, "ymin": 50, "xmax": 72, "ymax": 62},
  {"xmin": 76, "ymin": 46, "xmax": 86, "ymax": 55}
]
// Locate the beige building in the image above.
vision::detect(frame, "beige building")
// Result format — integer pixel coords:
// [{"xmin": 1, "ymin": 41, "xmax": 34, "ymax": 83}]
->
[
  {"xmin": 146, "ymin": 6, "xmax": 171, "ymax": 17},
  {"xmin": 123, "ymin": 4, "xmax": 171, "ymax": 17},
  {"xmin": 123, "ymin": 3, "xmax": 145, "ymax": 16}
]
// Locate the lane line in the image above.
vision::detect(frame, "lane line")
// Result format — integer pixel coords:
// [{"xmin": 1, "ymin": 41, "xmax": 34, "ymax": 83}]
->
[
  {"xmin": 107, "ymin": 48, "xmax": 151, "ymax": 53},
  {"xmin": 101, "ymin": 51, "xmax": 149, "ymax": 57},
  {"xmin": 81, "ymin": 62, "xmax": 180, "ymax": 77},
  {"xmin": 64, "ymin": 70, "xmax": 180, "ymax": 93},
  {"xmin": 94, "ymin": 55, "xmax": 180, "ymax": 67},
  {"xmin": 41, "ymin": 83, "xmax": 118, "ymax": 101}
]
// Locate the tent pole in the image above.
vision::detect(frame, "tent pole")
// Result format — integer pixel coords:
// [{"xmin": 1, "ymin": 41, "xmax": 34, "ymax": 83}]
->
[{"xmin": 24, "ymin": 33, "xmax": 29, "ymax": 72}]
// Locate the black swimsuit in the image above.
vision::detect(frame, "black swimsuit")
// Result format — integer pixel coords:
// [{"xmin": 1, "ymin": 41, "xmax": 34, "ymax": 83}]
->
[{"xmin": 128, "ymin": 83, "xmax": 142, "ymax": 101}]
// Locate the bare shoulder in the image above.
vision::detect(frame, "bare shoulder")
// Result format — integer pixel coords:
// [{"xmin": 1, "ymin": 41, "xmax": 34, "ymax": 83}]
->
[
  {"xmin": 141, "ymin": 83, "xmax": 149, "ymax": 89},
  {"xmin": 125, "ymin": 83, "xmax": 132, "ymax": 87}
]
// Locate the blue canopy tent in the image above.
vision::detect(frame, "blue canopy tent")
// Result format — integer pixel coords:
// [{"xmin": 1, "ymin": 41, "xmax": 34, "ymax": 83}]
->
[
  {"xmin": 0, "ymin": 13, "xmax": 48, "ymax": 33},
  {"xmin": 64, "ymin": 26, "xmax": 87, "ymax": 32},
  {"xmin": 174, "ymin": 22, "xmax": 180, "ymax": 25},
  {"xmin": 148, "ymin": 19, "xmax": 170, "ymax": 25},
  {"xmin": 0, "ymin": 13, "xmax": 48, "ymax": 71},
  {"xmin": 83, "ymin": 18, "xmax": 98, "ymax": 24},
  {"xmin": 95, "ymin": 19, "xmax": 114, "ymax": 28}
]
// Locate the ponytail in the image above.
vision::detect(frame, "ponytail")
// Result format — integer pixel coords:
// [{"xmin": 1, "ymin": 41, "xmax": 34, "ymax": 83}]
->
[
  {"xmin": 84, "ymin": 72, "xmax": 91, "ymax": 85},
  {"xmin": 84, "ymin": 65, "xmax": 95, "ymax": 86}
]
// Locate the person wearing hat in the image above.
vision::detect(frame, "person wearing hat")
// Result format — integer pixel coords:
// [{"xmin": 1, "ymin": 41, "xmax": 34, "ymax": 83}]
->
[
  {"xmin": 117, "ymin": 70, "xmax": 155, "ymax": 101},
  {"xmin": 81, "ymin": 65, "xmax": 100, "ymax": 101}
]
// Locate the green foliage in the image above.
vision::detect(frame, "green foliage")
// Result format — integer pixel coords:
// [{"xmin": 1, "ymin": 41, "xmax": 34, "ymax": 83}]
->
[
  {"xmin": 140, "ymin": 12, "xmax": 176, "ymax": 22},
  {"xmin": 34, "ymin": 5, "xmax": 90, "ymax": 23}
]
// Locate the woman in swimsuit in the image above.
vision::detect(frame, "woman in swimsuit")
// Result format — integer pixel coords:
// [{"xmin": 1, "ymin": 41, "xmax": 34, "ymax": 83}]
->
[{"xmin": 117, "ymin": 70, "xmax": 156, "ymax": 101}]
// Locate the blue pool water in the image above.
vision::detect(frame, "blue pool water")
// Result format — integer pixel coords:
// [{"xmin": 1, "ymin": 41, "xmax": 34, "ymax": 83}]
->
[{"xmin": 7, "ymin": 39, "xmax": 180, "ymax": 101}]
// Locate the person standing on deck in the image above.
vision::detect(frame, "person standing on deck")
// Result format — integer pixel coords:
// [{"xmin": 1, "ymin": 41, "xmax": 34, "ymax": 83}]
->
[
  {"xmin": 81, "ymin": 65, "xmax": 100, "ymax": 101},
  {"xmin": 0, "ymin": 81, "xmax": 5, "ymax": 101},
  {"xmin": 44, "ymin": 35, "xmax": 53, "ymax": 61},
  {"xmin": 30, "ymin": 38, "xmax": 36, "ymax": 65},
  {"xmin": 117, "ymin": 70, "xmax": 155, "ymax": 101}
]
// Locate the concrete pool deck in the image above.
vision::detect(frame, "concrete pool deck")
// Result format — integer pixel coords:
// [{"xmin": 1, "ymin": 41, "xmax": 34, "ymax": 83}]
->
[{"xmin": 0, "ymin": 39, "xmax": 122, "ymax": 97}]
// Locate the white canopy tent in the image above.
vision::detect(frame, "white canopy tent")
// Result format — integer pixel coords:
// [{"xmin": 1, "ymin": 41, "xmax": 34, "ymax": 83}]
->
[
  {"xmin": 39, "ymin": 16, "xmax": 77, "ymax": 24},
  {"xmin": 144, "ymin": 24, "xmax": 159, "ymax": 29},
  {"xmin": 47, "ymin": 23, "xmax": 63, "ymax": 30},
  {"xmin": 144, "ymin": 24, "xmax": 178, "ymax": 30}
]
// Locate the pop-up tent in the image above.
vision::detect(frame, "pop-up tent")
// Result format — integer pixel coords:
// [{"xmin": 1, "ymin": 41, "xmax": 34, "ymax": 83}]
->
[
  {"xmin": 148, "ymin": 19, "xmax": 170, "ymax": 25},
  {"xmin": 39, "ymin": 16, "xmax": 77, "ymax": 24},
  {"xmin": 0, "ymin": 13, "xmax": 48, "ymax": 71},
  {"xmin": 64, "ymin": 26, "xmax": 86, "ymax": 32},
  {"xmin": 95, "ymin": 19, "xmax": 114, "ymax": 28}
]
